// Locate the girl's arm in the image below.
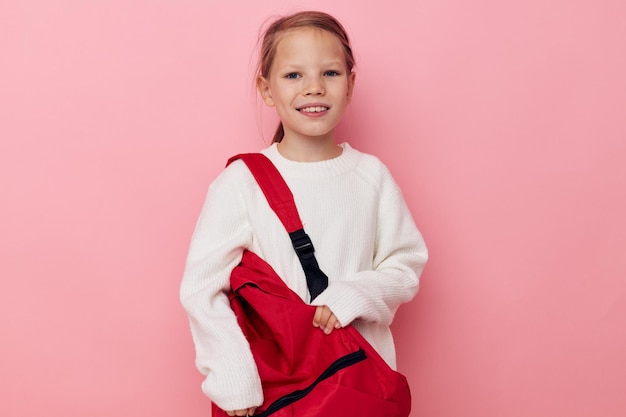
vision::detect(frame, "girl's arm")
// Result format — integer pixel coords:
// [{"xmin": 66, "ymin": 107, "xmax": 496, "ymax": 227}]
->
[
  {"xmin": 180, "ymin": 171, "xmax": 263, "ymax": 411},
  {"xmin": 312, "ymin": 168, "xmax": 428, "ymax": 328}
]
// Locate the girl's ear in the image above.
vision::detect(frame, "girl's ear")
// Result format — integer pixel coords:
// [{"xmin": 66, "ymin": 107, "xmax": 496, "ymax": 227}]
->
[
  {"xmin": 257, "ymin": 76, "xmax": 275, "ymax": 107},
  {"xmin": 346, "ymin": 71, "xmax": 356, "ymax": 103}
]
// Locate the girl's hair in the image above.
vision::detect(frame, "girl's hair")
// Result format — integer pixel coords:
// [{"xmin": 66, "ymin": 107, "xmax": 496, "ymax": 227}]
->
[{"xmin": 257, "ymin": 11, "xmax": 356, "ymax": 143}]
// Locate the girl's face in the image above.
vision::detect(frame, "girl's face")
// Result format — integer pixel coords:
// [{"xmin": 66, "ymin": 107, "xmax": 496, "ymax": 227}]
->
[{"xmin": 258, "ymin": 28, "xmax": 355, "ymax": 144}]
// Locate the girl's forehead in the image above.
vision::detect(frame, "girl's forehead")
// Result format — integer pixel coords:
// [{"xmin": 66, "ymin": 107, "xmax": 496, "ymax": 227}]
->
[{"xmin": 273, "ymin": 27, "xmax": 344, "ymax": 60}]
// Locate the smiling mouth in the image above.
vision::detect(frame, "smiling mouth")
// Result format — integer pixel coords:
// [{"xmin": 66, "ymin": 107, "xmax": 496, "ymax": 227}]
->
[{"xmin": 298, "ymin": 106, "xmax": 329, "ymax": 113}]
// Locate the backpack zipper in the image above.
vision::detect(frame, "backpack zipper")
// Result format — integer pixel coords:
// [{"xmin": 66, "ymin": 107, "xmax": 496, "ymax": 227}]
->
[{"xmin": 254, "ymin": 348, "xmax": 368, "ymax": 417}]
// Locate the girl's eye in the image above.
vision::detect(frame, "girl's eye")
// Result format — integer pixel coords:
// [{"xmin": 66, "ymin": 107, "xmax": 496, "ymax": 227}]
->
[
  {"xmin": 324, "ymin": 70, "xmax": 340, "ymax": 77},
  {"xmin": 285, "ymin": 73, "xmax": 300, "ymax": 79}
]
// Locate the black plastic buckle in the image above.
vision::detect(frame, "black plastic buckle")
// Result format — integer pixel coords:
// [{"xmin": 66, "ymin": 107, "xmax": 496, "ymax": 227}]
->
[{"xmin": 290, "ymin": 229, "xmax": 315, "ymax": 258}]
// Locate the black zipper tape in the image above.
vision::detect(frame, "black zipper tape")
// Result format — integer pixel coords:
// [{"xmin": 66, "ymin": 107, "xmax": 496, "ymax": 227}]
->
[{"xmin": 254, "ymin": 348, "xmax": 368, "ymax": 417}]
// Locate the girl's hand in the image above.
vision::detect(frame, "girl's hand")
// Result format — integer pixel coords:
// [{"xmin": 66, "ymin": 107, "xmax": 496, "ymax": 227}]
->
[
  {"xmin": 313, "ymin": 305, "xmax": 342, "ymax": 335},
  {"xmin": 226, "ymin": 407, "xmax": 256, "ymax": 416}
]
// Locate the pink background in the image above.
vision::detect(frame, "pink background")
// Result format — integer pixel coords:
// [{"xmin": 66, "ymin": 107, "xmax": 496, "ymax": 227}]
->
[{"xmin": 2, "ymin": 0, "xmax": 625, "ymax": 416}]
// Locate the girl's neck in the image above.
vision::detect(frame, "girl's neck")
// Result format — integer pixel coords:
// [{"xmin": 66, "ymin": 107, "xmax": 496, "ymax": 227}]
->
[{"xmin": 276, "ymin": 135, "xmax": 342, "ymax": 162}]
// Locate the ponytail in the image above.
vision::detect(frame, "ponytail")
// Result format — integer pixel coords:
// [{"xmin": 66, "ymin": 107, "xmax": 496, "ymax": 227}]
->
[{"xmin": 272, "ymin": 122, "xmax": 284, "ymax": 143}]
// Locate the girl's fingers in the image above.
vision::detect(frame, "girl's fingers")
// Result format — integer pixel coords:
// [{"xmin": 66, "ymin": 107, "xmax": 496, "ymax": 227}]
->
[
  {"xmin": 325, "ymin": 313, "xmax": 342, "ymax": 333},
  {"xmin": 313, "ymin": 306, "xmax": 331, "ymax": 328},
  {"xmin": 313, "ymin": 306, "xmax": 341, "ymax": 334},
  {"xmin": 312, "ymin": 306, "xmax": 322, "ymax": 327}
]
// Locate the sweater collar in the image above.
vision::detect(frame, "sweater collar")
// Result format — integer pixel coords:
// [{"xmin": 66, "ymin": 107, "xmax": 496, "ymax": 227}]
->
[{"xmin": 262, "ymin": 142, "xmax": 360, "ymax": 178}]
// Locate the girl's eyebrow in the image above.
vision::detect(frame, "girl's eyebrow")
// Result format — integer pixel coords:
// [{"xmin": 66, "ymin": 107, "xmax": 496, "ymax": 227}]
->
[
  {"xmin": 278, "ymin": 64, "xmax": 303, "ymax": 70},
  {"xmin": 278, "ymin": 61, "xmax": 345, "ymax": 71}
]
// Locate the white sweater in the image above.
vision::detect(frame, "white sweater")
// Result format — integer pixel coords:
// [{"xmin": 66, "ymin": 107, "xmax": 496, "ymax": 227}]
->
[{"xmin": 180, "ymin": 142, "xmax": 428, "ymax": 410}]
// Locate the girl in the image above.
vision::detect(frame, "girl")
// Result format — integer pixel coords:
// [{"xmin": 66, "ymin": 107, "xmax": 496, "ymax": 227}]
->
[{"xmin": 180, "ymin": 10, "xmax": 428, "ymax": 417}]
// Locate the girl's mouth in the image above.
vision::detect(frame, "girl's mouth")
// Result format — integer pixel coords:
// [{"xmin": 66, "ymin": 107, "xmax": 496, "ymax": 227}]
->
[{"xmin": 297, "ymin": 105, "xmax": 330, "ymax": 113}]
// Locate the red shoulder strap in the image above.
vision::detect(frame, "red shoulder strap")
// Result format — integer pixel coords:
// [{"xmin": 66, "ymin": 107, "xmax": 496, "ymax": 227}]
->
[
  {"xmin": 227, "ymin": 153, "xmax": 303, "ymax": 233},
  {"xmin": 226, "ymin": 153, "xmax": 329, "ymax": 301}
]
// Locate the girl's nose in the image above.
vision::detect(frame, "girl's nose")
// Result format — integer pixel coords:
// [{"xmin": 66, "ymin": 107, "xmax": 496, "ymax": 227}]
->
[{"xmin": 304, "ymin": 77, "xmax": 325, "ymax": 96}]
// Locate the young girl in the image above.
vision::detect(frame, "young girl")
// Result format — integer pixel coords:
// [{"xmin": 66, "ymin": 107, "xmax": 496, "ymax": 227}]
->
[{"xmin": 180, "ymin": 11, "xmax": 428, "ymax": 417}]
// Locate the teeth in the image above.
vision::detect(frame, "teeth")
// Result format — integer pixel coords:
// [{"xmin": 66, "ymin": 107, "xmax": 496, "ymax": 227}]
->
[{"xmin": 300, "ymin": 106, "xmax": 328, "ymax": 113}]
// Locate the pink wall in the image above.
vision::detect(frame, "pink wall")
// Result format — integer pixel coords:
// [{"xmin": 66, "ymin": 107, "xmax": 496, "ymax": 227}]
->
[{"xmin": 2, "ymin": 1, "xmax": 625, "ymax": 416}]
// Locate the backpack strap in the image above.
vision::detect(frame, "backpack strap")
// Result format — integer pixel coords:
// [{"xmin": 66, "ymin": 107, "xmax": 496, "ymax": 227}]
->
[{"xmin": 227, "ymin": 153, "xmax": 329, "ymax": 301}]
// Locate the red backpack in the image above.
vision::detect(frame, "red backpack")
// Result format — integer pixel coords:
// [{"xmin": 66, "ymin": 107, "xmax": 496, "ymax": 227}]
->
[{"xmin": 212, "ymin": 153, "xmax": 412, "ymax": 417}]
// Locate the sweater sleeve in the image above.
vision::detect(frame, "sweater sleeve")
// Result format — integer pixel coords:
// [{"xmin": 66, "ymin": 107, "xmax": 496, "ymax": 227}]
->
[
  {"xmin": 179, "ymin": 170, "xmax": 263, "ymax": 410},
  {"xmin": 311, "ymin": 167, "xmax": 428, "ymax": 327}
]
